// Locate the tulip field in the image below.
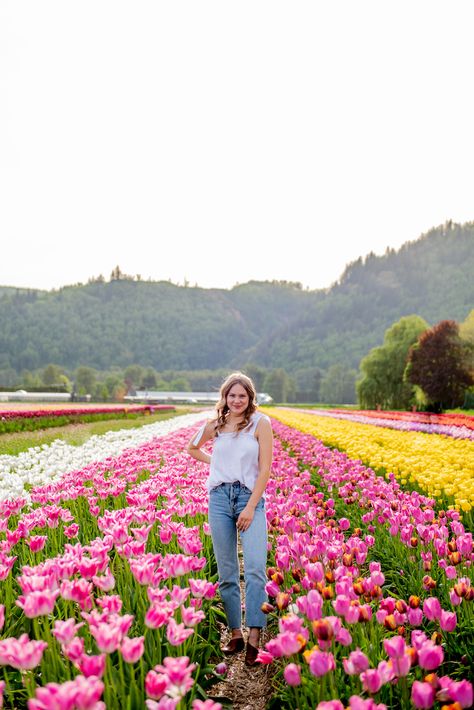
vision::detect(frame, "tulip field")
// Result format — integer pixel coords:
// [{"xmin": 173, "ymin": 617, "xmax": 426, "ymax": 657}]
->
[{"xmin": 0, "ymin": 408, "xmax": 473, "ymax": 709}]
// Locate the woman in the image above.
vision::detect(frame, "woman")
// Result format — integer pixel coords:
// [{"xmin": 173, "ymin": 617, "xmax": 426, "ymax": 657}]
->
[{"xmin": 187, "ymin": 372, "xmax": 273, "ymax": 666}]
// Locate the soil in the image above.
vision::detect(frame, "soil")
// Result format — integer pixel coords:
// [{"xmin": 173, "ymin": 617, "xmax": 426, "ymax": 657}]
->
[{"xmin": 207, "ymin": 545, "xmax": 275, "ymax": 709}]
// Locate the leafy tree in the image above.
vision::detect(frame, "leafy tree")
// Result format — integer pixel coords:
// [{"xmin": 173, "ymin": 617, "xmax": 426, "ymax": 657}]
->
[
  {"xmin": 320, "ymin": 365, "xmax": 357, "ymax": 404},
  {"xmin": 405, "ymin": 320, "xmax": 474, "ymax": 412},
  {"xmin": 357, "ymin": 315, "xmax": 429, "ymax": 409},
  {"xmin": 141, "ymin": 368, "xmax": 158, "ymax": 389},
  {"xmin": 42, "ymin": 364, "xmax": 65, "ymax": 386},
  {"xmin": 124, "ymin": 365, "xmax": 145, "ymax": 390},
  {"xmin": 169, "ymin": 377, "xmax": 191, "ymax": 391},
  {"xmin": 241, "ymin": 363, "xmax": 267, "ymax": 392},
  {"xmin": 294, "ymin": 367, "xmax": 322, "ymax": 403},
  {"xmin": 75, "ymin": 366, "xmax": 98, "ymax": 395},
  {"xmin": 263, "ymin": 368, "xmax": 295, "ymax": 403}
]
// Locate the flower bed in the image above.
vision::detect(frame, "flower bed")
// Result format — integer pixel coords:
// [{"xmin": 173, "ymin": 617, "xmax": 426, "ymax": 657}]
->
[
  {"xmin": 0, "ymin": 416, "xmax": 221, "ymax": 709},
  {"xmin": 0, "ymin": 406, "xmax": 175, "ymax": 435},
  {"xmin": 301, "ymin": 409, "xmax": 474, "ymax": 440},
  {"xmin": 0, "ymin": 412, "xmax": 472, "ymax": 708},
  {"xmin": 0, "ymin": 412, "xmax": 206, "ymax": 504},
  {"xmin": 267, "ymin": 408, "xmax": 474, "ymax": 517},
  {"xmin": 258, "ymin": 419, "xmax": 474, "ymax": 709}
]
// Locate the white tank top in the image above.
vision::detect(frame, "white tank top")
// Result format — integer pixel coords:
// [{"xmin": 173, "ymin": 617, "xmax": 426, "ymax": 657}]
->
[{"xmin": 195, "ymin": 411, "xmax": 270, "ymax": 492}]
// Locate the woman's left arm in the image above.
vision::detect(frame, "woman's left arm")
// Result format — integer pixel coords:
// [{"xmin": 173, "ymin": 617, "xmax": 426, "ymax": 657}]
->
[{"xmin": 236, "ymin": 417, "xmax": 273, "ymax": 532}]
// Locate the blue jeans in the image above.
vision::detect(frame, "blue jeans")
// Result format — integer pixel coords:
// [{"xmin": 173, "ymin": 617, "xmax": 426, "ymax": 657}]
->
[{"xmin": 208, "ymin": 481, "xmax": 268, "ymax": 629}]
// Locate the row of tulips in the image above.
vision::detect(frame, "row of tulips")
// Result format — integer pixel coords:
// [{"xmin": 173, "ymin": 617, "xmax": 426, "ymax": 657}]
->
[
  {"xmin": 1, "ymin": 410, "xmax": 473, "ymax": 707},
  {"xmin": 256, "ymin": 418, "xmax": 473, "ymax": 709},
  {"xmin": 303, "ymin": 409, "xmax": 474, "ymax": 441},
  {"xmin": 266, "ymin": 408, "xmax": 474, "ymax": 519},
  {"xmin": 0, "ymin": 411, "xmax": 206, "ymax": 503},
  {"xmin": 328, "ymin": 410, "xmax": 474, "ymax": 432},
  {"xmin": 0, "ymin": 415, "xmax": 226, "ymax": 709},
  {"xmin": 0, "ymin": 406, "xmax": 175, "ymax": 435}
]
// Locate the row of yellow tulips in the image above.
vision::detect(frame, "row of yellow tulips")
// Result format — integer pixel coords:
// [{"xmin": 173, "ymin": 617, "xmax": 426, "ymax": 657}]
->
[{"xmin": 266, "ymin": 408, "xmax": 474, "ymax": 513}]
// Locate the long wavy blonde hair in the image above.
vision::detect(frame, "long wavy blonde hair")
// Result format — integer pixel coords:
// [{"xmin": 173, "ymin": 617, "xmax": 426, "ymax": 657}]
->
[{"xmin": 215, "ymin": 372, "xmax": 257, "ymax": 433}]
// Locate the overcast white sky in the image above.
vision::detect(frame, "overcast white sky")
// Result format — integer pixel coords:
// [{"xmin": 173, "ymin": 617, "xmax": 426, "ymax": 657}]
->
[{"xmin": 1, "ymin": 1, "xmax": 473, "ymax": 292}]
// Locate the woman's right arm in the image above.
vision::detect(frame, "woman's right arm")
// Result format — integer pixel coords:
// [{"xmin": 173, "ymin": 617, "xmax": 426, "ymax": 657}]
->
[{"xmin": 187, "ymin": 420, "xmax": 215, "ymax": 465}]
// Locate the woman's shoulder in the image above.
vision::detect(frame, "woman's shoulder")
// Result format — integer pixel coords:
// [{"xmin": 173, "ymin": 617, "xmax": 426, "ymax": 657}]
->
[{"xmin": 252, "ymin": 410, "xmax": 271, "ymax": 426}]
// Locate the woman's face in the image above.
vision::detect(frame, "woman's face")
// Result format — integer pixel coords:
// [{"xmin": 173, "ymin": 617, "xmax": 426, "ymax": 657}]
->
[{"xmin": 226, "ymin": 383, "xmax": 249, "ymax": 415}]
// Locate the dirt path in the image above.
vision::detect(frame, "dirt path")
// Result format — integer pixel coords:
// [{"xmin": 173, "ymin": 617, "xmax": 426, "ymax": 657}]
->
[{"xmin": 209, "ymin": 546, "xmax": 274, "ymax": 709}]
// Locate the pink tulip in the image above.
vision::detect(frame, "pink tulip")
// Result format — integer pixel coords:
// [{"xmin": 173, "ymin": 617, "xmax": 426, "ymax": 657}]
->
[
  {"xmin": 343, "ymin": 649, "xmax": 369, "ymax": 675},
  {"xmin": 16, "ymin": 589, "xmax": 59, "ymax": 618},
  {"xmin": 423, "ymin": 597, "xmax": 441, "ymax": 621},
  {"xmin": 0, "ymin": 605, "xmax": 4, "ymax": 632},
  {"xmin": 145, "ymin": 604, "xmax": 173, "ymax": 629},
  {"xmin": 383, "ymin": 635, "xmax": 406, "ymax": 658},
  {"xmin": 63, "ymin": 636, "xmax": 85, "ymax": 662},
  {"xmin": 153, "ymin": 656, "xmax": 196, "ymax": 699},
  {"xmin": 283, "ymin": 663, "xmax": 301, "ymax": 686},
  {"xmin": 448, "ymin": 679, "xmax": 473, "ymax": 708},
  {"xmin": 308, "ymin": 650, "xmax": 335, "ymax": 677},
  {"xmin": 28, "ymin": 535, "xmax": 47, "ymax": 552},
  {"xmin": 0, "ymin": 634, "xmax": 47, "ymax": 670},
  {"xmin": 145, "ymin": 670, "xmax": 169, "ymax": 700},
  {"xmin": 52, "ymin": 618, "xmax": 84, "ymax": 645},
  {"xmin": 77, "ymin": 653, "xmax": 106, "ymax": 678},
  {"xmin": 411, "ymin": 680, "xmax": 435, "ymax": 708},
  {"xmin": 407, "ymin": 607, "xmax": 423, "ymax": 626},
  {"xmin": 120, "ymin": 636, "xmax": 145, "ymax": 664},
  {"xmin": 166, "ymin": 618, "xmax": 194, "ymax": 646},
  {"xmin": 316, "ymin": 702, "xmax": 344, "ymax": 710},
  {"xmin": 180, "ymin": 606, "xmax": 205, "ymax": 627},
  {"xmin": 192, "ymin": 701, "xmax": 223, "ymax": 710},
  {"xmin": 214, "ymin": 662, "xmax": 227, "ymax": 675},
  {"xmin": 439, "ymin": 609, "xmax": 457, "ymax": 632},
  {"xmin": 360, "ymin": 669, "xmax": 383, "ymax": 694},
  {"xmin": 92, "ymin": 569, "xmax": 116, "ymax": 592},
  {"xmin": 349, "ymin": 697, "xmax": 387, "ymax": 710},
  {"xmin": 418, "ymin": 642, "xmax": 444, "ymax": 670},
  {"xmin": 0, "ymin": 680, "xmax": 5, "ymax": 709}
]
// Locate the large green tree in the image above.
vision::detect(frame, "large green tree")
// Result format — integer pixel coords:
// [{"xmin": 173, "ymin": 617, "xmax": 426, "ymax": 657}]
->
[
  {"xmin": 357, "ymin": 315, "xmax": 429, "ymax": 409},
  {"xmin": 405, "ymin": 320, "xmax": 474, "ymax": 412},
  {"xmin": 320, "ymin": 364, "xmax": 357, "ymax": 404}
]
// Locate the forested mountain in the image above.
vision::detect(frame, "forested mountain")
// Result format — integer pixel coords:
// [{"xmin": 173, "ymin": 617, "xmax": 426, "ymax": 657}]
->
[
  {"xmin": 245, "ymin": 222, "xmax": 474, "ymax": 370},
  {"xmin": 0, "ymin": 221, "xmax": 472, "ymax": 380}
]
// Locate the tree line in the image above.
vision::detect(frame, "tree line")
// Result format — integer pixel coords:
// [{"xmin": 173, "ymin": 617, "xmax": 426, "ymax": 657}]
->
[{"xmin": 357, "ymin": 310, "xmax": 474, "ymax": 412}]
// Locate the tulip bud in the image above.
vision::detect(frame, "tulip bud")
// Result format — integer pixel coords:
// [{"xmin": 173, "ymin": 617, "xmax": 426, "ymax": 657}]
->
[
  {"xmin": 409, "ymin": 595, "xmax": 421, "ymax": 609},
  {"xmin": 312, "ymin": 619, "xmax": 334, "ymax": 641},
  {"xmin": 342, "ymin": 553, "xmax": 353, "ymax": 567},
  {"xmin": 431, "ymin": 631, "xmax": 442, "ymax": 646},
  {"xmin": 423, "ymin": 673, "xmax": 439, "ymax": 688},
  {"xmin": 447, "ymin": 540, "xmax": 457, "ymax": 552},
  {"xmin": 384, "ymin": 614, "xmax": 397, "ymax": 631},
  {"xmin": 395, "ymin": 600, "xmax": 408, "ymax": 614},
  {"xmin": 215, "ymin": 662, "xmax": 227, "ymax": 675},
  {"xmin": 325, "ymin": 570, "xmax": 334, "ymax": 583},
  {"xmin": 275, "ymin": 592, "xmax": 291, "ymax": 611},
  {"xmin": 261, "ymin": 602, "xmax": 275, "ymax": 614},
  {"xmin": 448, "ymin": 551, "xmax": 461, "ymax": 566},
  {"xmin": 423, "ymin": 576, "xmax": 437, "ymax": 590},
  {"xmin": 321, "ymin": 585, "xmax": 334, "ymax": 600},
  {"xmin": 271, "ymin": 571, "xmax": 285, "ymax": 586},
  {"xmin": 267, "ymin": 567, "xmax": 277, "ymax": 579}
]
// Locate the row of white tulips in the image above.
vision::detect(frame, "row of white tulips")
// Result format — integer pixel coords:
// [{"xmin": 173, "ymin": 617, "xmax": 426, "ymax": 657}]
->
[{"xmin": 0, "ymin": 411, "xmax": 208, "ymax": 504}]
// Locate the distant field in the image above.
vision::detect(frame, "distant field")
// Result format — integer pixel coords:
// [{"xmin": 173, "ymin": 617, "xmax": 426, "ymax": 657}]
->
[{"xmin": 0, "ymin": 402, "xmax": 150, "ymax": 411}]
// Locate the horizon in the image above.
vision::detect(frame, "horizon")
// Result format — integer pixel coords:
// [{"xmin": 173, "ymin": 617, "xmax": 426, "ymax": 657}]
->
[
  {"xmin": 0, "ymin": 218, "xmax": 461, "ymax": 293},
  {"xmin": 2, "ymin": 2, "xmax": 474, "ymax": 293}
]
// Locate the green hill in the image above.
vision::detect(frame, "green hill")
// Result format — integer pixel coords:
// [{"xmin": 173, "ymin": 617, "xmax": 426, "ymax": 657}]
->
[{"xmin": 0, "ymin": 221, "xmax": 472, "ymax": 379}]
